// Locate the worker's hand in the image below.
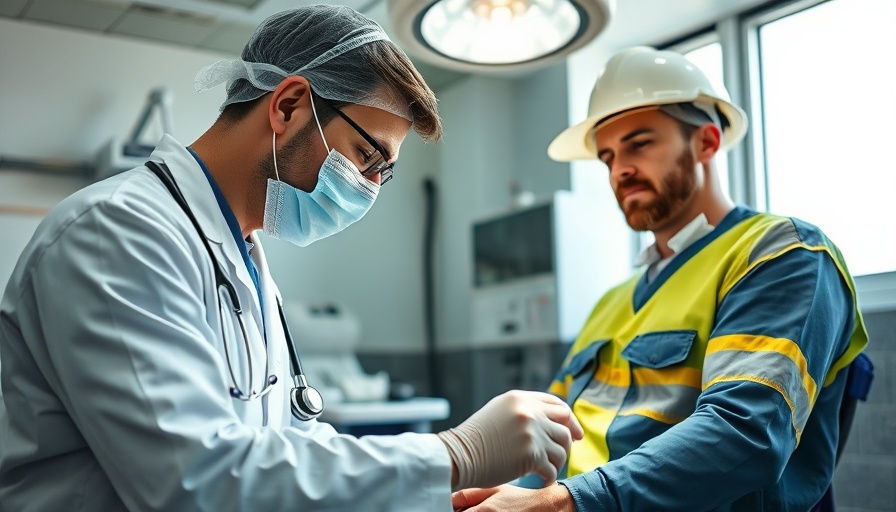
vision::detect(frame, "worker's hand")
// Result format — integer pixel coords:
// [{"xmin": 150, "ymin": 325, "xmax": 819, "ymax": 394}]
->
[
  {"xmin": 437, "ymin": 390, "xmax": 583, "ymax": 491},
  {"xmin": 452, "ymin": 483, "xmax": 577, "ymax": 511}
]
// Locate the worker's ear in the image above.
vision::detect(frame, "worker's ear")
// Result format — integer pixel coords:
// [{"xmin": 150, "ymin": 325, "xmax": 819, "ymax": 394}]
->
[
  {"xmin": 693, "ymin": 122, "xmax": 722, "ymax": 165},
  {"xmin": 268, "ymin": 76, "xmax": 312, "ymax": 135}
]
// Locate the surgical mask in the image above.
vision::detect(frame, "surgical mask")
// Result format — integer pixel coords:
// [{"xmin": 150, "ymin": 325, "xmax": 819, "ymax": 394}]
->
[{"xmin": 262, "ymin": 97, "xmax": 379, "ymax": 247}]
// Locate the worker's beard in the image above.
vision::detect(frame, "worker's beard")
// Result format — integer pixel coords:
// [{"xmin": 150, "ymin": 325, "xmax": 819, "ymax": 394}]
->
[{"xmin": 617, "ymin": 148, "xmax": 698, "ymax": 232}]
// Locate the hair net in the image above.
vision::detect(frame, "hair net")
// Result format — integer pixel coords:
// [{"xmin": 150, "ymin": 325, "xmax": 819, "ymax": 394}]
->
[{"xmin": 195, "ymin": 5, "xmax": 412, "ymax": 120}]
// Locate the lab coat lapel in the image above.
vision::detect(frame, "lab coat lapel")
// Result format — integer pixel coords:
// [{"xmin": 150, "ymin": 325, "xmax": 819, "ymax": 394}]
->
[
  {"xmin": 249, "ymin": 233, "xmax": 288, "ymax": 427},
  {"xmin": 150, "ymin": 135, "xmax": 268, "ymax": 424},
  {"xmin": 150, "ymin": 135, "xmax": 264, "ymax": 326}
]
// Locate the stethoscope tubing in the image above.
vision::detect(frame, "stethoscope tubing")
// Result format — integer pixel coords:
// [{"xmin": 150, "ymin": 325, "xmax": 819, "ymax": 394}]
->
[{"xmin": 144, "ymin": 160, "xmax": 321, "ymax": 418}]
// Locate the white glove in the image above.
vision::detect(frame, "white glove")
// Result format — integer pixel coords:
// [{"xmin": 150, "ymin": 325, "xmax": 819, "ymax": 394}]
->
[{"xmin": 437, "ymin": 390, "xmax": 583, "ymax": 491}]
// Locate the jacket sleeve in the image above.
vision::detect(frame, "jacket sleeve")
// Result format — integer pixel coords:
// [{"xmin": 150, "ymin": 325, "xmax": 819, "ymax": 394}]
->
[
  {"xmin": 24, "ymin": 194, "xmax": 452, "ymax": 512},
  {"xmin": 560, "ymin": 246, "xmax": 855, "ymax": 511}
]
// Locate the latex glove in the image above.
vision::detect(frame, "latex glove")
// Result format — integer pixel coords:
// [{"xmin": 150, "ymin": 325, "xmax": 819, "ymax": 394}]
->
[{"xmin": 437, "ymin": 390, "xmax": 583, "ymax": 491}]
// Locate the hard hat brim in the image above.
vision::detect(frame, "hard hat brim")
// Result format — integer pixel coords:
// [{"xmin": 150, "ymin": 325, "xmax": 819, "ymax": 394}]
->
[
  {"xmin": 548, "ymin": 99, "xmax": 749, "ymax": 163},
  {"xmin": 547, "ymin": 115, "xmax": 602, "ymax": 162}
]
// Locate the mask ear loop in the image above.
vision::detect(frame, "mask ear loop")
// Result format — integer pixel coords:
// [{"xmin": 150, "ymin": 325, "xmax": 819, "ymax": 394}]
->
[
  {"xmin": 308, "ymin": 89, "xmax": 330, "ymax": 152},
  {"xmin": 272, "ymin": 88, "xmax": 329, "ymax": 183},
  {"xmin": 271, "ymin": 131, "xmax": 280, "ymax": 181}
]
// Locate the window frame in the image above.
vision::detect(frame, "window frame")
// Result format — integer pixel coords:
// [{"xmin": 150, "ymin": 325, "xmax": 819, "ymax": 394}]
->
[{"xmin": 642, "ymin": 0, "xmax": 896, "ymax": 310}]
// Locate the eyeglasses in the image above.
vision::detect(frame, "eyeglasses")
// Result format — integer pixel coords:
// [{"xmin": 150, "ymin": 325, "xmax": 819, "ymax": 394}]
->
[{"xmin": 316, "ymin": 96, "xmax": 395, "ymax": 185}]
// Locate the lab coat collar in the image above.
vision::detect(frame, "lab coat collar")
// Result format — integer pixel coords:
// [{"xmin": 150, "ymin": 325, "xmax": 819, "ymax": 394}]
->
[
  {"xmin": 148, "ymin": 135, "xmax": 225, "ymax": 245},
  {"xmin": 147, "ymin": 135, "xmax": 263, "ymax": 320}
]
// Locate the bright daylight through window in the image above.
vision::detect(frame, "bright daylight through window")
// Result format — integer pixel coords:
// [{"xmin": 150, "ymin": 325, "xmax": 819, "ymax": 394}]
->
[
  {"xmin": 758, "ymin": 0, "xmax": 896, "ymax": 276},
  {"xmin": 683, "ymin": 42, "xmax": 728, "ymax": 196}
]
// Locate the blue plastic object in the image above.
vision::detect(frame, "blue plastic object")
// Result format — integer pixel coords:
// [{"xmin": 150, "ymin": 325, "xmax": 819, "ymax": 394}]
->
[{"xmin": 845, "ymin": 352, "xmax": 874, "ymax": 401}]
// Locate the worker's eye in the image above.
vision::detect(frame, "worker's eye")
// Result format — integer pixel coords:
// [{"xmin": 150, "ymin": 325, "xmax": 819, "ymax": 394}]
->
[{"xmin": 630, "ymin": 139, "xmax": 651, "ymax": 151}]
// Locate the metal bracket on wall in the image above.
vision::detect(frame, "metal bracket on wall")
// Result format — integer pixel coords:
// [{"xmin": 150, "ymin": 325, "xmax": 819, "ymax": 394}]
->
[{"xmin": 0, "ymin": 87, "xmax": 173, "ymax": 179}]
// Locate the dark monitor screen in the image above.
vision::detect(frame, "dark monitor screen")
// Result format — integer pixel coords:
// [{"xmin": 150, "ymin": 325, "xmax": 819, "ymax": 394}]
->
[{"xmin": 473, "ymin": 205, "xmax": 554, "ymax": 287}]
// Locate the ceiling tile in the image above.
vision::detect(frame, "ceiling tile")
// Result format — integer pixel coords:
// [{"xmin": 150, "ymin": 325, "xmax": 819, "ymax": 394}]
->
[
  {"xmin": 198, "ymin": 22, "xmax": 256, "ymax": 55},
  {"xmin": 0, "ymin": 0, "xmax": 30, "ymax": 18},
  {"xmin": 112, "ymin": 8, "xmax": 218, "ymax": 46},
  {"xmin": 23, "ymin": 0, "xmax": 127, "ymax": 31},
  {"xmin": 201, "ymin": 0, "xmax": 263, "ymax": 8}
]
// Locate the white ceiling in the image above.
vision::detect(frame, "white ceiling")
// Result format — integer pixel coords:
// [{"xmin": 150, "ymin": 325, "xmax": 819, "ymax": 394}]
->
[{"xmin": 0, "ymin": 0, "xmax": 772, "ymax": 88}]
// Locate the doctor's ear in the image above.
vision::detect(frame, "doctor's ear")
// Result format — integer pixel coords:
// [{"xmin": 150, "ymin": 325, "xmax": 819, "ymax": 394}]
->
[{"xmin": 268, "ymin": 76, "xmax": 312, "ymax": 133}]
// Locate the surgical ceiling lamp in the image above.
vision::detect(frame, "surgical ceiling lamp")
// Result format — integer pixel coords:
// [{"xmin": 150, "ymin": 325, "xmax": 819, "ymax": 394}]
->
[{"xmin": 388, "ymin": 0, "xmax": 614, "ymax": 73}]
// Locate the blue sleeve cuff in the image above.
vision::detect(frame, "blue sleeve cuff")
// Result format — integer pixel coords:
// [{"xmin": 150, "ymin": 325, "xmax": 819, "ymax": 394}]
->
[{"xmin": 561, "ymin": 470, "xmax": 617, "ymax": 512}]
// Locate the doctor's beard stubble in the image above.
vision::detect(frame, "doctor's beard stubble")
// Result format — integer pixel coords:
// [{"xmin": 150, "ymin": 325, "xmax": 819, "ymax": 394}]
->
[
  {"xmin": 251, "ymin": 119, "xmax": 322, "ymax": 223},
  {"xmin": 252, "ymin": 120, "xmax": 326, "ymax": 195},
  {"xmin": 616, "ymin": 147, "xmax": 698, "ymax": 232}
]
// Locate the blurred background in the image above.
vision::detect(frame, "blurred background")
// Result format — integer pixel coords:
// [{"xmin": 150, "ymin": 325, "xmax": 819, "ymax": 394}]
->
[{"xmin": 1, "ymin": 1, "xmax": 894, "ymax": 509}]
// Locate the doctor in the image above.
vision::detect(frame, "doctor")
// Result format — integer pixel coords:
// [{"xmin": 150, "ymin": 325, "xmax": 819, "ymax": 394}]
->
[{"xmin": 0, "ymin": 5, "xmax": 582, "ymax": 511}]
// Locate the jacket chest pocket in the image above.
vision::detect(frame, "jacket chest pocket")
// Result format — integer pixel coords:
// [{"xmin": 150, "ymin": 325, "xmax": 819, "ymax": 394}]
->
[
  {"xmin": 558, "ymin": 340, "xmax": 608, "ymax": 406},
  {"xmin": 621, "ymin": 330, "xmax": 697, "ymax": 369}
]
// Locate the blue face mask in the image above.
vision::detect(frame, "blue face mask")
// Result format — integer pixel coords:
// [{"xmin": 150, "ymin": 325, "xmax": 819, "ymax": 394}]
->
[{"xmin": 262, "ymin": 100, "xmax": 380, "ymax": 247}]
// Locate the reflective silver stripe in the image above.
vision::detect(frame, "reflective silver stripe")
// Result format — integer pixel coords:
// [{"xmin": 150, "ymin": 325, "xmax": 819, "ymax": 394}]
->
[
  {"xmin": 704, "ymin": 349, "xmax": 812, "ymax": 432},
  {"xmin": 617, "ymin": 384, "xmax": 701, "ymax": 421},
  {"xmin": 578, "ymin": 380, "xmax": 628, "ymax": 411},
  {"xmin": 748, "ymin": 220, "xmax": 800, "ymax": 266}
]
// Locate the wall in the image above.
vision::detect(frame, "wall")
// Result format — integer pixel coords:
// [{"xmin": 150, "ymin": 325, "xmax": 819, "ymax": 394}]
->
[
  {"xmin": 511, "ymin": 61, "xmax": 571, "ymax": 201},
  {"xmin": 434, "ymin": 74, "xmax": 514, "ymax": 350},
  {"xmin": 0, "ymin": 17, "xmax": 228, "ymax": 290},
  {"xmin": 0, "ymin": 171, "xmax": 85, "ymax": 288},
  {"xmin": 834, "ymin": 308, "xmax": 896, "ymax": 512},
  {"xmin": 0, "ymin": 18, "xmax": 227, "ymax": 161},
  {"xmin": 0, "ymin": 18, "xmax": 444, "ymax": 354}
]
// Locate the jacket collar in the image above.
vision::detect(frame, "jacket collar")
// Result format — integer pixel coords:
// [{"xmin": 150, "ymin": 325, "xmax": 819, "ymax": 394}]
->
[{"xmin": 148, "ymin": 134, "xmax": 225, "ymax": 245}]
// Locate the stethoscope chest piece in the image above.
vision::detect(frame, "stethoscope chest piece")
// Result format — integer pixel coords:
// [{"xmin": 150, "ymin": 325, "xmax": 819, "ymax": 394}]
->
[
  {"xmin": 291, "ymin": 376, "xmax": 324, "ymax": 421},
  {"xmin": 145, "ymin": 159, "xmax": 324, "ymax": 422}
]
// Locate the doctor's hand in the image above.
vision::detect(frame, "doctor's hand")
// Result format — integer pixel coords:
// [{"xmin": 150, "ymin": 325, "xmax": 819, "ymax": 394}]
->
[
  {"xmin": 452, "ymin": 484, "xmax": 576, "ymax": 512},
  {"xmin": 437, "ymin": 391, "xmax": 583, "ymax": 491}
]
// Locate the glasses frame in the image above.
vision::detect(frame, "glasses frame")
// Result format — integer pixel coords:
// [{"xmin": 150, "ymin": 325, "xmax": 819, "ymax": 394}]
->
[{"xmin": 316, "ymin": 96, "xmax": 395, "ymax": 185}]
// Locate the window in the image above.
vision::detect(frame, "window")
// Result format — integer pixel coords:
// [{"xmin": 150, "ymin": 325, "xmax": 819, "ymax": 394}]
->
[
  {"xmin": 635, "ymin": 0, "xmax": 896, "ymax": 292},
  {"xmin": 754, "ymin": 0, "xmax": 896, "ymax": 276},
  {"xmin": 663, "ymin": 35, "xmax": 730, "ymax": 197},
  {"xmin": 682, "ymin": 42, "xmax": 729, "ymax": 196}
]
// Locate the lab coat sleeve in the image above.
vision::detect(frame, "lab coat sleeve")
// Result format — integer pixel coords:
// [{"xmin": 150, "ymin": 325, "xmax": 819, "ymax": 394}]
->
[
  {"xmin": 561, "ymin": 247, "xmax": 854, "ymax": 511},
  {"xmin": 25, "ymin": 193, "xmax": 452, "ymax": 511}
]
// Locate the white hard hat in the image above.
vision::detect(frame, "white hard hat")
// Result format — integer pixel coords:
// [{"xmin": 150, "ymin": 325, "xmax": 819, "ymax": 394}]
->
[{"xmin": 548, "ymin": 46, "xmax": 748, "ymax": 162}]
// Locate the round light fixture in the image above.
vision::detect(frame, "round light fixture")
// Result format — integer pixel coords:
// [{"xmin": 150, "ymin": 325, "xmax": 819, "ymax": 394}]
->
[{"xmin": 388, "ymin": 0, "xmax": 614, "ymax": 73}]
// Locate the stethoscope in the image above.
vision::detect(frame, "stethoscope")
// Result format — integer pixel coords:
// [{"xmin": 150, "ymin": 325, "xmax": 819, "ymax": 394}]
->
[{"xmin": 146, "ymin": 160, "xmax": 323, "ymax": 421}]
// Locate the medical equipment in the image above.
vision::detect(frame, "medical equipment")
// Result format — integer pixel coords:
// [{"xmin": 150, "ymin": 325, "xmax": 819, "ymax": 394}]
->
[
  {"xmin": 283, "ymin": 302, "xmax": 450, "ymax": 433},
  {"xmin": 96, "ymin": 89, "xmax": 174, "ymax": 180},
  {"xmin": 145, "ymin": 161, "xmax": 324, "ymax": 421},
  {"xmin": 283, "ymin": 302, "xmax": 395, "ymax": 404},
  {"xmin": 470, "ymin": 190, "xmax": 605, "ymax": 346}
]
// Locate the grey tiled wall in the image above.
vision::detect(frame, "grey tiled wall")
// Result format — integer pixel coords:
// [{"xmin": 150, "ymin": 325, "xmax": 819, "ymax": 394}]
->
[
  {"xmin": 359, "ymin": 310, "xmax": 895, "ymax": 510},
  {"xmin": 834, "ymin": 309, "xmax": 896, "ymax": 512}
]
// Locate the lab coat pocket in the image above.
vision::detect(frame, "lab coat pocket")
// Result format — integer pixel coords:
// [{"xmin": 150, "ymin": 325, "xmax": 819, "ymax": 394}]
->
[
  {"xmin": 621, "ymin": 330, "xmax": 697, "ymax": 368},
  {"xmin": 559, "ymin": 340, "xmax": 609, "ymax": 406}
]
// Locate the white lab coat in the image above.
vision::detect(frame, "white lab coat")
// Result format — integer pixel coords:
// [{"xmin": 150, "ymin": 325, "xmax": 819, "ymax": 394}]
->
[{"xmin": 0, "ymin": 135, "xmax": 451, "ymax": 512}]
